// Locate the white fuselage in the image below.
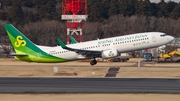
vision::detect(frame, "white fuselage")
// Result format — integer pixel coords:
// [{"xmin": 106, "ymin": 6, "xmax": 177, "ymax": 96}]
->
[{"xmin": 37, "ymin": 32, "xmax": 174, "ymax": 60}]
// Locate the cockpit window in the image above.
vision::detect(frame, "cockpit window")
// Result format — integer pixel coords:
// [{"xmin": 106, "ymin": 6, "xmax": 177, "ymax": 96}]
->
[{"xmin": 160, "ymin": 34, "xmax": 167, "ymax": 37}]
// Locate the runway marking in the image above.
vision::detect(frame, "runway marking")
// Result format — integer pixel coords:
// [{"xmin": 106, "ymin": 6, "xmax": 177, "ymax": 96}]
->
[{"xmin": 105, "ymin": 67, "xmax": 120, "ymax": 77}]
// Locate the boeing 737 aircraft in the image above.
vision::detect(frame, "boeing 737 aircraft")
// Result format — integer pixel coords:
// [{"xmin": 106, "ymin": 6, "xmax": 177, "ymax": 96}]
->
[{"xmin": 4, "ymin": 24, "xmax": 174, "ymax": 65}]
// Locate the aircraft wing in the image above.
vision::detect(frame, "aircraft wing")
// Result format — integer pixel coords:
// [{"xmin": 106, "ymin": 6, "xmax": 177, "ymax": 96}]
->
[{"xmin": 56, "ymin": 38, "xmax": 101, "ymax": 58}]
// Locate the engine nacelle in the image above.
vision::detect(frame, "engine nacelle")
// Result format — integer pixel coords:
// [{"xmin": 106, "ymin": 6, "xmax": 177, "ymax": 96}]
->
[{"xmin": 101, "ymin": 49, "xmax": 119, "ymax": 59}]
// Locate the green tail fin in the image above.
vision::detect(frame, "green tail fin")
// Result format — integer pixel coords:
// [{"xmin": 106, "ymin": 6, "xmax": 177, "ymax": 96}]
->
[
  {"xmin": 4, "ymin": 24, "xmax": 68, "ymax": 62},
  {"xmin": 4, "ymin": 24, "xmax": 38, "ymax": 55}
]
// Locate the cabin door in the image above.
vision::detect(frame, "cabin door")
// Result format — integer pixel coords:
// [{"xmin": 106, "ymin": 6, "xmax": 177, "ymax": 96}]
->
[{"xmin": 152, "ymin": 34, "xmax": 156, "ymax": 42}]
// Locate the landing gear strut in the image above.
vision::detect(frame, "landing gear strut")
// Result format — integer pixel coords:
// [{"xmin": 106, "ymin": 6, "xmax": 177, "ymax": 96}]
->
[{"xmin": 90, "ymin": 58, "xmax": 97, "ymax": 66}]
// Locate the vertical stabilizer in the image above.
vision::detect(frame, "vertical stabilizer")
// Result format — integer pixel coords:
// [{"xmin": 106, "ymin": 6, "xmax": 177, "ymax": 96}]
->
[{"xmin": 4, "ymin": 24, "xmax": 38, "ymax": 54}]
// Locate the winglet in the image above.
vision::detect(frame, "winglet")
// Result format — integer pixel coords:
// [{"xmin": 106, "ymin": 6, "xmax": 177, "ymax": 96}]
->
[
  {"xmin": 56, "ymin": 38, "xmax": 67, "ymax": 49},
  {"xmin": 70, "ymin": 36, "xmax": 78, "ymax": 44}
]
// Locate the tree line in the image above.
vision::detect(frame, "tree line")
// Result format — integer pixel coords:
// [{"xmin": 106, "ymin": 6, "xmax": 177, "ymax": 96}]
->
[
  {"xmin": 1, "ymin": 15, "xmax": 180, "ymax": 46},
  {"xmin": 0, "ymin": 0, "xmax": 180, "ymax": 24}
]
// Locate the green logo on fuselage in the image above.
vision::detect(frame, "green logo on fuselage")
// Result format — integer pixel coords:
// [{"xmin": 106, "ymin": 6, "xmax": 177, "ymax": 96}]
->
[{"xmin": 109, "ymin": 51, "xmax": 114, "ymax": 57}]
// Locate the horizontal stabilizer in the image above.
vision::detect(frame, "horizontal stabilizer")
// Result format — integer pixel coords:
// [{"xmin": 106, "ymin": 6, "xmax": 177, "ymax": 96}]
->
[{"xmin": 10, "ymin": 53, "xmax": 28, "ymax": 56}]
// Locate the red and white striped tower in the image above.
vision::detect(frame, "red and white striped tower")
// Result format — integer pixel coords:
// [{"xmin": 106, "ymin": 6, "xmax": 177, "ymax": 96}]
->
[{"xmin": 62, "ymin": 0, "xmax": 87, "ymax": 44}]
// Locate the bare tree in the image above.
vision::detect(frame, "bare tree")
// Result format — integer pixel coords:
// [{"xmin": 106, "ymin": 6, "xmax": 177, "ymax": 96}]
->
[
  {"xmin": 0, "ymin": 21, "xmax": 13, "ymax": 57},
  {"xmin": 83, "ymin": 22, "xmax": 102, "ymax": 41},
  {"xmin": 19, "ymin": 20, "xmax": 66, "ymax": 46}
]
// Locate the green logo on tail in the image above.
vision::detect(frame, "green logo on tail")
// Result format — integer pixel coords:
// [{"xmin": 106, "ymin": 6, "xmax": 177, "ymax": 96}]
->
[{"xmin": 14, "ymin": 36, "xmax": 26, "ymax": 47}]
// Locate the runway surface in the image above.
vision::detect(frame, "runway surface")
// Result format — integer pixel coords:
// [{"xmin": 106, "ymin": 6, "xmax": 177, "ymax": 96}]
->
[{"xmin": 0, "ymin": 77, "xmax": 180, "ymax": 94}]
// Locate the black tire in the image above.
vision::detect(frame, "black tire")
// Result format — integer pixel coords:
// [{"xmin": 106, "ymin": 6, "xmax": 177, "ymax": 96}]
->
[{"xmin": 90, "ymin": 60, "xmax": 97, "ymax": 66}]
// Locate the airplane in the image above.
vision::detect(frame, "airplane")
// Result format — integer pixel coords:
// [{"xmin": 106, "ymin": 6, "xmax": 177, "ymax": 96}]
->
[{"xmin": 4, "ymin": 24, "xmax": 174, "ymax": 66}]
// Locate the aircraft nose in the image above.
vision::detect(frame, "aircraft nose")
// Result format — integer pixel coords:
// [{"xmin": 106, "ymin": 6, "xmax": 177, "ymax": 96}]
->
[{"xmin": 167, "ymin": 35, "xmax": 175, "ymax": 42}]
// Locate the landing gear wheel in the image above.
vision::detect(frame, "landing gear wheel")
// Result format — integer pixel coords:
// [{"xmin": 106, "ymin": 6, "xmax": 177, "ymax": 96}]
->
[{"xmin": 90, "ymin": 59, "xmax": 97, "ymax": 66}]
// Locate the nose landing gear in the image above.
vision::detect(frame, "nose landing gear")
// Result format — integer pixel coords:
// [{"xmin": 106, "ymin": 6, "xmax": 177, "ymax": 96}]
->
[{"xmin": 90, "ymin": 58, "xmax": 97, "ymax": 66}]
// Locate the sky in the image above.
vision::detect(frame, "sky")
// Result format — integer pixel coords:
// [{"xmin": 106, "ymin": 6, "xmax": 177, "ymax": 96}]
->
[{"xmin": 150, "ymin": 0, "xmax": 180, "ymax": 3}]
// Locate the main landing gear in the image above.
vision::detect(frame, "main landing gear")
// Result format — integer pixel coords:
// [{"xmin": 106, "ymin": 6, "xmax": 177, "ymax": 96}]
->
[{"xmin": 90, "ymin": 58, "xmax": 97, "ymax": 66}]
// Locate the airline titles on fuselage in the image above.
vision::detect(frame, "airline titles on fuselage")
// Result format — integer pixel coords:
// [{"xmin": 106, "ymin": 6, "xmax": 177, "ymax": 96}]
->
[{"xmin": 98, "ymin": 34, "xmax": 148, "ymax": 45}]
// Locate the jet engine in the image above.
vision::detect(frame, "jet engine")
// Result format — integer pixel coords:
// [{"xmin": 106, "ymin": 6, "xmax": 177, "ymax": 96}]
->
[{"xmin": 101, "ymin": 49, "xmax": 119, "ymax": 59}]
